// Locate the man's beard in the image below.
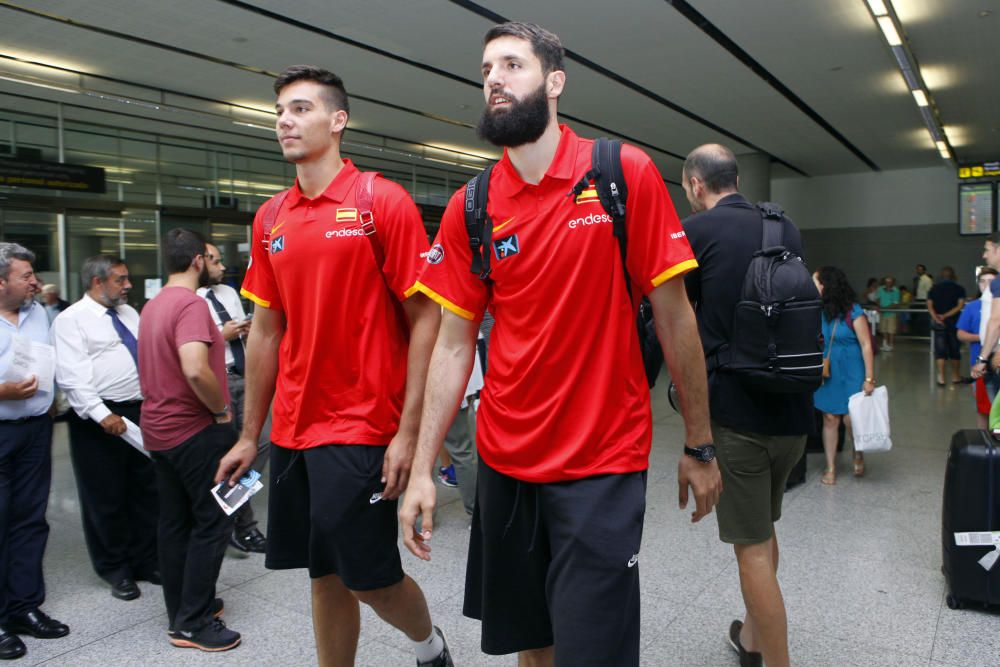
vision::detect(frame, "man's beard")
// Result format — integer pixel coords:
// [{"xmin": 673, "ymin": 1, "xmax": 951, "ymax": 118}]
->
[
  {"xmin": 95, "ymin": 287, "xmax": 128, "ymax": 308},
  {"xmin": 198, "ymin": 262, "xmax": 212, "ymax": 288},
  {"xmin": 477, "ymin": 83, "xmax": 550, "ymax": 148}
]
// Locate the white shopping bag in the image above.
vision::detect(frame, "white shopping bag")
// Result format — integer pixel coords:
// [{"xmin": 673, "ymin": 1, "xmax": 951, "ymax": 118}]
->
[{"xmin": 848, "ymin": 385, "xmax": 892, "ymax": 452}]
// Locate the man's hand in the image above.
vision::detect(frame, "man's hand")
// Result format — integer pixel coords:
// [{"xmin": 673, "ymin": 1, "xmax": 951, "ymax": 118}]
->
[
  {"xmin": 400, "ymin": 473, "xmax": 437, "ymax": 561},
  {"xmin": 221, "ymin": 320, "xmax": 244, "ymax": 341},
  {"xmin": 677, "ymin": 455, "xmax": 723, "ymax": 523},
  {"xmin": 214, "ymin": 437, "xmax": 257, "ymax": 486},
  {"xmin": 381, "ymin": 432, "xmax": 416, "ymax": 500},
  {"xmin": 100, "ymin": 413, "xmax": 127, "ymax": 436},
  {"xmin": 0, "ymin": 376, "xmax": 38, "ymax": 401}
]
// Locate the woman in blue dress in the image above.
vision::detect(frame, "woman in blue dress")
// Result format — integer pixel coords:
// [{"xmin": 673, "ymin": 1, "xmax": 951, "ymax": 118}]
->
[{"xmin": 813, "ymin": 267, "xmax": 876, "ymax": 485}]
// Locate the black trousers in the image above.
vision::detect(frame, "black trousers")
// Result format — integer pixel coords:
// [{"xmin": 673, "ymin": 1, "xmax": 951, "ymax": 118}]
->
[
  {"xmin": 151, "ymin": 423, "xmax": 235, "ymax": 632},
  {"xmin": 227, "ymin": 372, "xmax": 270, "ymax": 534},
  {"xmin": 0, "ymin": 415, "xmax": 52, "ymax": 622},
  {"xmin": 67, "ymin": 401, "xmax": 158, "ymax": 583}
]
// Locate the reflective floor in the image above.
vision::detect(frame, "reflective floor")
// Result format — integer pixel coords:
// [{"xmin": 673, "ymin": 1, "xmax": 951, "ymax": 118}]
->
[{"xmin": 20, "ymin": 339, "xmax": 999, "ymax": 665}]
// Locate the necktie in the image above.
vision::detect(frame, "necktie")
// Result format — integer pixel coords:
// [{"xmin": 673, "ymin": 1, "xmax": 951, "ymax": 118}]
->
[
  {"xmin": 204, "ymin": 289, "xmax": 246, "ymax": 375},
  {"xmin": 107, "ymin": 308, "xmax": 138, "ymax": 367}
]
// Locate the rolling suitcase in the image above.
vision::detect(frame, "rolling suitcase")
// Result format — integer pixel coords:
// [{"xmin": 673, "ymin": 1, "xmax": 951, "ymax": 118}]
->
[{"xmin": 941, "ymin": 430, "xmax": 1000, "ymax": 610}]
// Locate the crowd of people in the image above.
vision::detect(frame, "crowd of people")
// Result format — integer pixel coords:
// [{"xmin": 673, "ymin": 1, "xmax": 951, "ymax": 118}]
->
[{"xmin": 0, "ymin": 20, "xmax": 989, "ymax": 667}]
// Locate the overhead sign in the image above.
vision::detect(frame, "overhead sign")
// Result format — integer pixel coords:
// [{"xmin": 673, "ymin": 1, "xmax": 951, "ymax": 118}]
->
[
  {"xmin": 0, "ymin": 157, "xmax": 106, "ymax": 193},
  {"xmin": 958, "ymin": 161, "xmax": 1000, "ymax": 179}
]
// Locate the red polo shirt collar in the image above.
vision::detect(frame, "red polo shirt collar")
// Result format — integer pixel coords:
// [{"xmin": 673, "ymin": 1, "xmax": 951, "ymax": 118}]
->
[
  {"xmin": 284, "ymin": 159, "xmax": 360, "ymax": 208},
  {"xmin": 495, "ymin": 125, "xmax": 580, "ymax": 196}
]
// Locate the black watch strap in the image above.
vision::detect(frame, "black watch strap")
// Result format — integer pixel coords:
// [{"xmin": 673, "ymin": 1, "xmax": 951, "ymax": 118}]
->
[{"xmin": 684, "ymin": 444, "xmax": 716, "ymax": 462}]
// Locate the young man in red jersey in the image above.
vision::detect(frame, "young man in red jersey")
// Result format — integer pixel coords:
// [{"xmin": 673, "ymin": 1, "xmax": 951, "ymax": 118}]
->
[
  {"xmin": 215, "ymin": 66, "xmax": 450, "ymax": 667},
  {"xmin": 400, "ymin": 23, "xmax": 721, "ymax": 667}
]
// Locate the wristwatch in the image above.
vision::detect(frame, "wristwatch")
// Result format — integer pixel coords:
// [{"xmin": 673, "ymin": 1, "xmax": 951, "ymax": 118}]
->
[
  {"xmin": 683, "ymin": 444, "xmax": 716, "ymax": 463},
  {"xmin": 211, "ymin": 405, "xmax": 230, "ymax": 418},
  {"xmin": 977, "ymin": 356, "xmax": 989, "ymax": 365}
]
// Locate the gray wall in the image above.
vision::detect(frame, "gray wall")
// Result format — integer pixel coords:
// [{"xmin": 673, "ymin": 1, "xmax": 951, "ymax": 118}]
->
[
  {"xmin": 772, "ymin": 164, "xmax": 986, "ymax": 294},
  {"xmin": 800, "ymin": 224, "xmax": 985, "ymax": 296},
  {"xmin": 772, "ymin": 165, "xmax": 956, "ymax": 230}
]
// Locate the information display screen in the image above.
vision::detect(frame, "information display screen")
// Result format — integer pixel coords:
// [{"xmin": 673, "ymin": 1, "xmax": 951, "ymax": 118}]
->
[{"xmin": 959, "ymin": 183, "xmax": 994, "ymax": 235}]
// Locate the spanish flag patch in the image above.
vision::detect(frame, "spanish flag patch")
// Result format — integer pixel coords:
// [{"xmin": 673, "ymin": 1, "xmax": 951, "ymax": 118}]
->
[
  {"xmin": 336, "ymin": 208, "xmax": 358, "ymax": 222},
  {"xmin": 575, "ymin": 187, "xmax": 599, "ymax": 205}
]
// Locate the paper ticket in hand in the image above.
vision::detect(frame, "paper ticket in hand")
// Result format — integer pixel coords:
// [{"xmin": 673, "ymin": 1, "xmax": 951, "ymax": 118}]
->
[{"xmin": 211, "ymin": 470, "xmax": 263, "ymax": 516}]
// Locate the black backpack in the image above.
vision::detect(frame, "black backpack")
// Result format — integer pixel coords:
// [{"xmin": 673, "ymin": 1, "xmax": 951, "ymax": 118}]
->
[
  {"xmin": 463, "ymin": 137, "xmax": 664, "ymax": 387},
  {"xmin": 706, "ymin": 203, "xmax": 823, "ymax": 393}
]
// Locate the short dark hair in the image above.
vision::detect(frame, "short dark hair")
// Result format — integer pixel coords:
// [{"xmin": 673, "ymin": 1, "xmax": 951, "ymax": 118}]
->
[
  {"xmin": 81, "ymin": 255, "xmax": 126, "ymax": 290},
  {"xmin": 940, "ymin": 266, "xmax": 957, "ymax": 281},
  {"xmin": 988, "ymin": 233, "xmax": 1000, "ymax": 245},
  {"xmin": 484, "ymin": 22, "xmax": 565, "ymax": 74},
  {"xmin": 980, "ymin": 267, "xmax": 998, "ymax": 277},
  {"xmin": 274, "ymin": 65, "xmax": 350, "ymax": 116},
  {"xmin": 683, "ymin": 144, "xmax": 739, "ymax": 194},
  {"xmin": 163, "ymin": 228, "xmax": 206, "ymax": 275}
]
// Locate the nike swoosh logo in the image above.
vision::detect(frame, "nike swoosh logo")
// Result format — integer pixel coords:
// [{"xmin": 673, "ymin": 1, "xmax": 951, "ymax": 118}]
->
[
  {"xmin": 493, "ymin": 216, "xmax": 515, "ymax": 233},
  {"xmin": 270, "ymin": 220, "xmax": 287, "ymax": 235},
  {"xmin": 369, "ymin": 492, "xmax": 383, "ymax": 504},
  {"xmin": 627, "ymin": 554, "xmax": 639, "ymax": 568}
]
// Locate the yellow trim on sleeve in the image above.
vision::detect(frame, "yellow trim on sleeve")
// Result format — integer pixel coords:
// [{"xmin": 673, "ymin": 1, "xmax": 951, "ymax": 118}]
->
[
  {"xmin": 411, "ymin": 281, "xmax": 476, "ymax": 320},
  {"xmin": 240, "ymin": 288, "xmax": 272, "ymax": 309},
  {"xmin": 650, "ymin": 258, "xmax": 699, "ymax": 288}
]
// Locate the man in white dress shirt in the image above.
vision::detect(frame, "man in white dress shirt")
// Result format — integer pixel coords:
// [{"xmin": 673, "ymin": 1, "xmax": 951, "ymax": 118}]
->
[
  {"xmin": 52, "ymin": 255, "xmax": 159, "ymax": 601},
  {"xmin": 197, "ymin": 244, "xmax": 268, "ymax": 554}
]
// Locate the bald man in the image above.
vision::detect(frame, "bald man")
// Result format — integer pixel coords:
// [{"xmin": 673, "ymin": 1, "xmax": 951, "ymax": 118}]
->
[{"xmin": 680, "ymin": 143, "xmax": 811, "ymax": 667}]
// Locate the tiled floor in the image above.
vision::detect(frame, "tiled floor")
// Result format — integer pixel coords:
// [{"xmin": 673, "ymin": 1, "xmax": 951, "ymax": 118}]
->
[{"xmin": 18, "ymin": 339, "xmax": 1000, "ymax": 665}]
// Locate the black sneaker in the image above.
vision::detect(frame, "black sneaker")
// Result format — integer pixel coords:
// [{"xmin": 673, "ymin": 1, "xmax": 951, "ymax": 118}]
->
[
  {"xmin": 229, "ymin": 528, "xmax": 266, "ymax": 553},
  {"xmin": 168, "ymin": 618, "xmax": 241, "ymax": 652},
  {"xmin": 727, "ymin": 620, "xmax": 762, "ymax": 667},
  {"xmin": 416, "ymin": 626, "xmax": 453, "ymax": 667}
]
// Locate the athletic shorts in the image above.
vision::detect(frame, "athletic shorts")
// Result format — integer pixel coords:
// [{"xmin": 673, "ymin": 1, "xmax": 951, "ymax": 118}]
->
[
  {"xmin": 713, "ymin": 422, "xmax": 806, "ymax": 544},
  {"xmin": 463, "ymin": 459, "xmax": 646, "ymax": 666},
  {"xmin": 976, "ymin": 377, "xmax": 991, "ymax": 415},
  {"xmin": 265, "ymin": 443, "xmax": 403, "ymax": 590}
]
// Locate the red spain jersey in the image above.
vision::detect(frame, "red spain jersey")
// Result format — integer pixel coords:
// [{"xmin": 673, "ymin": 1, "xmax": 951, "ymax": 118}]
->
[
  {"xmin": 415, "ymin": 126, "xmax": 696, "ymax": 483},
  {"xmin": 241, "ymin": 160, "xmax": 428, "ymax": 449}
]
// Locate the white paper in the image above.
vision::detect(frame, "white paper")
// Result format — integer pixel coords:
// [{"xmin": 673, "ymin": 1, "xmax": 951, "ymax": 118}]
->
[
  {"xmin": 144, "ymin": 278, "xmax": 162, "ymax": 299},
  {"xmin": 120, "ymin": 418, "xmax": 151, "ymax": 458},
  {"xmin": 954, "ymin": 532, "xmax": 1000, "ymax": 572},
  {"xmin": 979, "ymin": 548, "xmax": 1000, "ymax": 572},
  {"xmin": 1, "ymin": 334, "xmax": 55, "ymax": 394},
  {"xmin": 211, "ymin": 470, "xmax": 263, "ymax": 516},
  {"xmin": 954, "ymin": 531, "xmax": 1000, "ymax": 546}
]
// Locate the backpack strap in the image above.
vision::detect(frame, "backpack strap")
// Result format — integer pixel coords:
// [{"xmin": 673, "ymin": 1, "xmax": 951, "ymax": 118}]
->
[
  {"xmin": 355, "ymin": 171, "xmax": 384, "ymax": 269},
  {"xmin": 757, "ymin": 201, "xmax": 785, "ymax": 249},
  {"xmin": 464, "ymin": 164, "xmax": 494, "ymax": 281},
  {"xmin": 572, "ymin": 138, "xmax": 630, "ymax": 296},
  {"xmin": 260, "ymin": 188, "xmax": 291, "ymax": 249}
]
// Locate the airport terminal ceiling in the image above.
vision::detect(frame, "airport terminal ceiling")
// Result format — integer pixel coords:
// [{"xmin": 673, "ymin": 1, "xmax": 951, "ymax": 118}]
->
[{"xmin": 0, "ymin": 0, "xmax": 995, "ymax": 191}]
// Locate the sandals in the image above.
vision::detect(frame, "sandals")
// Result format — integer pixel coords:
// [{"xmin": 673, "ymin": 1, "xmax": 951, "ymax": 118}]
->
[
  {"xmin": 853, "ymin": 455, "xmax": 865, "ymax": 477},
  {"xmin": 821, "ymin": 468, "xmax": 836, "ymax": 485}
]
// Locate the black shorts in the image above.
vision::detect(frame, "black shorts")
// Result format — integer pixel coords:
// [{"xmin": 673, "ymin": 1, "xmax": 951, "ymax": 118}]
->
[
  {"xmin": 934, "ymin": 327, "xmax": 961, "ymax": 360},
  {"xmin": 464, "ymin": 459, "xmax": 646, "ymax": 666},
  {"xmin": 265, "ymin": 443, "xmax": 403, "ymax": 591}
]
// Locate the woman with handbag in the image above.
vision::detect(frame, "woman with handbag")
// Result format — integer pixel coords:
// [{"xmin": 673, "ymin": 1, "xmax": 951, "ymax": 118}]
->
[{"xmin": 813, "ymin": 267, "xmax": 876, "ymax": 485}]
